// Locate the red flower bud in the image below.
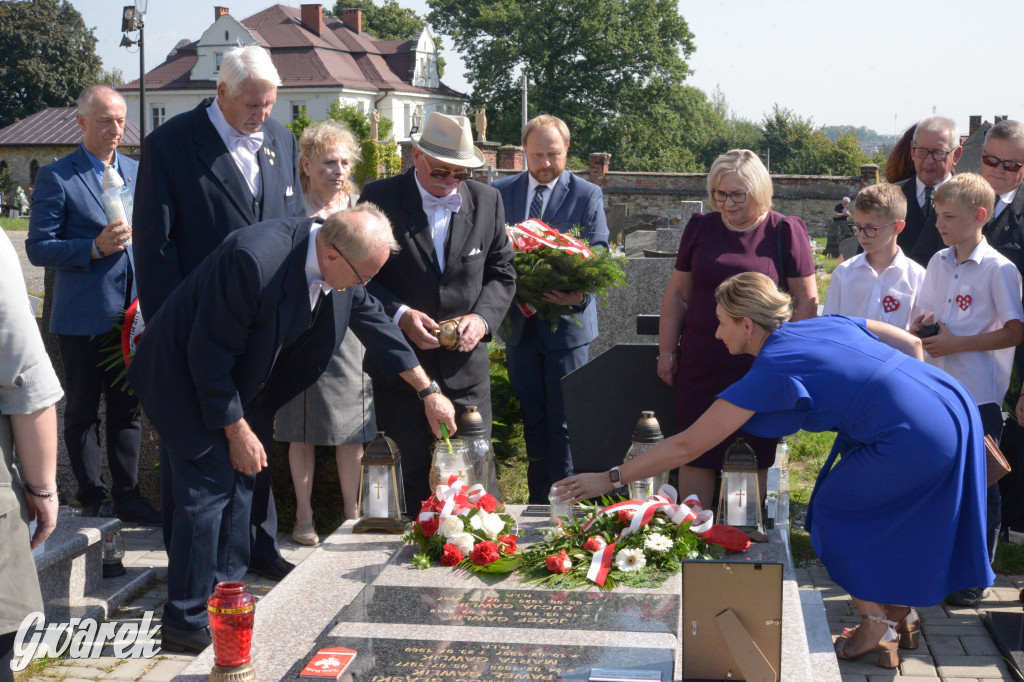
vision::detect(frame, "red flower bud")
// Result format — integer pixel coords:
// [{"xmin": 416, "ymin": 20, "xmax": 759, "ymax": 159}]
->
[
  {"xmin": 545, "ymin": 549, "xmax": 572, "ymax": 574},
  {"xmin": 617, "ymin": 509, "xmax": 636, "ymax": 524},
  {"xmin": 583, "ymin": 535, "xmax": 607, "ymax": 551}
]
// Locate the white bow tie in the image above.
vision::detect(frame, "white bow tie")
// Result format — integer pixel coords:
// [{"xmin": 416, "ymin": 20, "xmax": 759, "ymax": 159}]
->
[
  {"xmin": 423, "ymin": 192, "xmax": 462, "ymax": 214},
  {"xmin": 228, "ymin": 128, "xmax": 264, "ymax": 154}
]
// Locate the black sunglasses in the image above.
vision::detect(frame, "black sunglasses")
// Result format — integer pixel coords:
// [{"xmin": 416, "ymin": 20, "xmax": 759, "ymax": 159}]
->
[{"xmin": 982, "ymin": 154, "xmax": 1024, "ymax": 173}]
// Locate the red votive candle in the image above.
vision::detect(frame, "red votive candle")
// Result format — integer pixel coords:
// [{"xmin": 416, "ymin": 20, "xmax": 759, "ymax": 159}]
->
[{"xmin": 207, "ymin": 581, "xmax": 255, "ymax": 667}]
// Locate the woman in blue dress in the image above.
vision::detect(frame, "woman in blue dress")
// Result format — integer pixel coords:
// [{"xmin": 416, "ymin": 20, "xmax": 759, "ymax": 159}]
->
[{"xmin": 556, "ymin": 272, "xmax": 992, "ymax": 670}]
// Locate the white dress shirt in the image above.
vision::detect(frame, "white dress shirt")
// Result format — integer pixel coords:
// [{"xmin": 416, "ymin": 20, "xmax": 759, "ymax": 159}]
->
[
  {"xmin": 524, "ymin": 174, "xmax": 558, "ymax": 221},
  {"xmin": 994, "ymin": 188, "xmax": 1018, "ymax": 221},
  {"xmin": 305, "ymin": 223, "xmax": 332, "ymax": 309},
  {"xmin": 916, "ymin": 174, "xmax": 952, "ymax": 208},
  {"xmin": 917, "ymin": 238, "xmax": 1024, "ymax": 406},
  {"xmin": 207, "ymin": 98, "xmax": 262, "ymax": 196},
  {"xmin": 823, "ymin": 248, "xmax": 925, "ymax": 330}
]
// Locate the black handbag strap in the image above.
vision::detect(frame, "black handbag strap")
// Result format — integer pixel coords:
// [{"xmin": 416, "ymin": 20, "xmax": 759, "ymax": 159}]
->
[{"xmin": 775, "ymin": 216, "xmax": 789, "ymax": 293}]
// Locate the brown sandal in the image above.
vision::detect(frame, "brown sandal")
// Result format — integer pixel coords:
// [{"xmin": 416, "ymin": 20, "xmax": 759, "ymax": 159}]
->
[
  {"xmin": 834, "ymin": 615, "xmax": 899, "ymax": 669},
  {"xmin": 892, "ymin": 607, "xmax": 920, "ymax": 650}
]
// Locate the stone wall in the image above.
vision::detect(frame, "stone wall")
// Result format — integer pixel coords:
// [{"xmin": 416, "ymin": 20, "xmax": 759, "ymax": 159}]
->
[{"xmin": 0, "ymin": 144, "xmax": 142, "ymax": 191}]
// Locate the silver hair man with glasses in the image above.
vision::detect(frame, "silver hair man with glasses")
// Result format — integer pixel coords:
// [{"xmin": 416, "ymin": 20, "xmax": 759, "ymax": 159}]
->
[
  {"xmin": 981, "ymin": 120, "xmax": 1024, "ymax": 271},
  {"xmin": 898, "ymin": 115, "xmax": 963, "ymax": 266},
  {"xmin": 128, "ymin": 206, "xmax": 455, "ymax": 653},
  {"xmin": 359, "ymin": 113, "xmax": 516, "ymax": 506}
]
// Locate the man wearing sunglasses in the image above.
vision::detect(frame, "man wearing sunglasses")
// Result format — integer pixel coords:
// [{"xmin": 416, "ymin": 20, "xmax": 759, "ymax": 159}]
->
[
  {"xmin": 360, "ymin": 113, "xmax": 515, "ymax": 506},
  {"xmin": 980, "ymin": 120, "xmax": 1024, "ymax": 273},
  {"xmin": 898, "ymin": 115, "xmax": 963, "ymax": 266}
]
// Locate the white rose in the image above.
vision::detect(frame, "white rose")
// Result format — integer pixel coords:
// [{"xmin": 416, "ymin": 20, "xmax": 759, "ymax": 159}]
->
[
  {"xmin": 469, "ymin": 512, "xmax": 485, "ymax": 531},
  {"xmin": 439, "ymin": 515, "xmax": 465, "ymax": 539},
  {"xmin": 481, "ymin": 512, "xmax": 506, "ymax": 540},
  {"xmin": 449, "ymin": 532, "xmax": 475, "ymax": 555}
]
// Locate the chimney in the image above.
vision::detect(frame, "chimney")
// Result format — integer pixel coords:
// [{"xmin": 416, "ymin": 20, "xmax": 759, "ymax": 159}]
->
[
  {"xmin": 301, "ymin": 4, "xmax": 323, "ymax": 37},
  {"xmin": 341, "ymin": 8, "xmax": 362, "ymax": 34},
  {"xmin": 214, "ymin": 6, "xmax": 230, "ymax": 21},
  {"xmin": 969, "ymin": 115, "xmax": 982, "ymax": 137}
]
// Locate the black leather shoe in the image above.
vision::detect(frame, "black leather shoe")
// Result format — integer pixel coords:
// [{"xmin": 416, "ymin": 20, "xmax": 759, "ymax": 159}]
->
[
  {"xmin": 944, "ymin": 587, "xmax": 990, "ymax": 607},
  {"xmin": 114, "ymin": 491, "xmax": 161, "ymax": 526},
  {"xmin": 160, "ymin": 625, "xmax": 211, "ymax": 654},
  {"xmin": 80, "ymin": 499, "xmax": 103, "ymax": 517},
  {"xmin": 249, "ymin": 556, "xmax": 296, "ymax": 581}
]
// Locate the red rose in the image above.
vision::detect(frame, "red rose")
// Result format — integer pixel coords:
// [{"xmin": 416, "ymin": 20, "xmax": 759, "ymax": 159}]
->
[
  {"xmin": 617, "ymin": 509, "xmax": 636, "ymax": 524},
  {"xmin": 498, "ymin": 534, "xmax": 517, "ymax": 554},
  {"xmin": 440, "ymin": 544, "xmax": 464, "ymax": 566},
  {"xmin": 418, "ymin": 516, "xmax": 439, "ymax": 537},
  {"xmin": 476, "ymin": 494, "xmax": 498, "ymax": 513},
  {"xmin": 470, "ymin": 541, "xmax": 500, "ymax": 566},
  {"xmin": 545, "ymin": 549, "xmax": 572, "ymax": 574},
  {"xmin": 583, "ymin": 535, "xmax": 607, "ymax": 551}
]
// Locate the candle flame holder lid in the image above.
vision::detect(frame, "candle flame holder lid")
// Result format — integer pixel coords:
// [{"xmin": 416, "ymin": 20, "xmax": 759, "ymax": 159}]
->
[
  {"xmin": 434, "ymin": 319, "xmax": 461, "ymax": 350},
  {"xmin": 457, "ymin": 405, "xmax": 487, "ymax": 437},
  {"xmin": 631, "ymin": 410, "xmax": 664, "ymax": 444}
]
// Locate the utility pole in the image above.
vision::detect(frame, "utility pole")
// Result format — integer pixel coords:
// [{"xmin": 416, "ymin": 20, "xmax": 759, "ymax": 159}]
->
[{"xmin": 521, "ymin": 70, "xmax": 528, "ymax": 132}]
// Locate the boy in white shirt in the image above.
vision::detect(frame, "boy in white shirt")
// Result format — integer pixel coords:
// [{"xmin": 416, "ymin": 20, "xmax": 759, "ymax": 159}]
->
[
  {"xmin": 913, "ymin": 172, "xmax": 1024, "ymax": 608},
  {"xmin": 824, "ymin": 183, "xmax": 925, "ymax": 329}
]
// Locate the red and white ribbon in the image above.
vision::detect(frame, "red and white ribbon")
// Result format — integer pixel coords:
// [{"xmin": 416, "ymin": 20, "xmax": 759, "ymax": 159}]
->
[{"xmin": 506, "ymin": 219, "xmax": 594, "ymax": 259}]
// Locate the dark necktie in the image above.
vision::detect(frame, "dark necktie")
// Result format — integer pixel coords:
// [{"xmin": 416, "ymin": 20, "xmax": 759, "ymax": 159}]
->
[
  {"xmin": 529, "ymin": 185, "xmax": 547, "ymax": 220},
  {"xmin": 924, "ymin": 185, "xmax": 934, "ymax": 219}
]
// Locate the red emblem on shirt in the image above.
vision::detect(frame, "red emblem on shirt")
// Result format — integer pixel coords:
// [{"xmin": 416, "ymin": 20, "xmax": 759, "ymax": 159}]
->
[
  {"xmin": 881, "ymin": 295, "xmax": 899, "ymax": 313},
  {"xmin": 956, "ymin": 294, "xmax": 972, "ymax": 311}
]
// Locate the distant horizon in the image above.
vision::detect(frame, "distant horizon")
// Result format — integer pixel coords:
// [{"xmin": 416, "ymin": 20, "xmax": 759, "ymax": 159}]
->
[{"xmin": 70, "ymin": 0, "xmax": 1020, "ymax": 139}]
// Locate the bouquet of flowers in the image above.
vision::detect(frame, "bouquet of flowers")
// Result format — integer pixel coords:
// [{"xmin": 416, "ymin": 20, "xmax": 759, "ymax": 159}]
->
[
  {"xmin": 13, "ymin": 186, "xmax": 29, "ymax": 213},
  {"xmin": 505, "ymin": 219, "xmax": 625, "ymax": 329},
  {"xmin": 97, "ymin": 299, "xmax": 145, "ymax": 395},
  {"xmin": 403, "ymin": 476, "xmax": 521, "ymax": 574},
  {"xmin": 518, "ymin": 486, "xmax": 750, "ymax": 591}
]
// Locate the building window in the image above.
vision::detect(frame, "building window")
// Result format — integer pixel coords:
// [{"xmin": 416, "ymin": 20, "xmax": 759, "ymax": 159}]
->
[
  {"xmin": 151, "ymin": 106, "xmax": 166, "ymax": 129},
  {"xmin": 292, "ymin": 103, "xmax": 307, "ymax": 121},
  {"xmin": 29, "ymin": 160, "xmax": 39, "ymax": 185},
  {"xmin": 215, "ymin": 52, "xmax": 224, "ymax": 72}
]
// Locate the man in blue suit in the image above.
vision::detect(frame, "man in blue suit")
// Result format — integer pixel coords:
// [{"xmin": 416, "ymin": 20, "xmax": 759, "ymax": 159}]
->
[
  {"xmin": 129, "ymin": 206, "xmax": 456, "ymax": 652},
  {"xmin": 26, "ymin": 85, "xmax": 159, "ymax": 524},
  {"xmin": 492, "ymin": 115, "xmax": 609, "ymax": 503},
  {"xmin": 132, "ymin": 45, "xmax": 305, "ymax": 579}
]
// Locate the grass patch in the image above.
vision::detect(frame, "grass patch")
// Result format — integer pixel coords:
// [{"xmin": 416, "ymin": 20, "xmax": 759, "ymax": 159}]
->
[
  {"xmin": 995, "ymin": 539, "xmax": 1024, "ymax": 574},
  {"xmin": 14, "ymin": 652, "xmax": 67, "ymax": 681},
  {"xmin": 785, "ymin": 430, "xmax": 836, "ymax": 566},
  {"xmin": 1, "ymin": 216, "xmax": 30, "ymax": 231}
]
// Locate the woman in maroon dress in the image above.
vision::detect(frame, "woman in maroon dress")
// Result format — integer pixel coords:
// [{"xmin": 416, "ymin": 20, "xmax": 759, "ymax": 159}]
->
[{"xmin": 657, "ymin": 149, "xmax": 818, "ymax": 504}]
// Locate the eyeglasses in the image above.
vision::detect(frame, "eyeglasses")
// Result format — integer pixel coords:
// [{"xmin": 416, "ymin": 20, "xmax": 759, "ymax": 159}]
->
[
  {"xmin": 711, "ymin": 189, "xmax": 749, "ymax": 204},
  {"xmin": 331, "ymin": 244, "xmax": 371, "ymax": 286},
  {"xmin": 851, "ymin": 220, "xmax": 898, "ymax": 237},
  {"xmin": 982, "ymin": 154, "xmax": 1024, "ymax": 172},
  {"xmin": 426, "ymin": 158, "xmax": 472, "ymax": 181},
  {"xmin": 912, "ymin": 146, "xmax": 958, "ymax": 162}
]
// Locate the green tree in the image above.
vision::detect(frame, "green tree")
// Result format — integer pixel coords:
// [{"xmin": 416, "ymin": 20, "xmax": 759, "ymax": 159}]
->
[
  {"xmin": 0, "ymin": 0, "xmax": 103, "ymax": 127},
  {"xmin": 331, "ymin": 0, "xmax": 445, "ymax": 76},
  {"xmin": 286, "ymin": 105, "xmax": 316, "ymax": 139},
  {"xmin": 759, "ymin": 104, "xmax": 817, "ymax": 174},
  {"xmin": 427, "ymin": 0, "xmax": 695, "ymax": 169},
  {"xmin": 327, "ymin": 101, "xmax": 394, "ymax": 141},
  {"xmin": 99, "ymin": 67, "xmax": 125, "ymax": 87}
]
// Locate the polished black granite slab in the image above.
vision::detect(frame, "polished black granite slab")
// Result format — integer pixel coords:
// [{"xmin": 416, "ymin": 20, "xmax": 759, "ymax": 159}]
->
[{"xmin": 285, "ymin": 636, "xmax": 674, "ymax": 681}]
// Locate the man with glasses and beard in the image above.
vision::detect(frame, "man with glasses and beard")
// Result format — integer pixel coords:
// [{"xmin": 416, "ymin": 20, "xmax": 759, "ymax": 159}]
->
[
  {"xmin": 898, "ymin": 115, "xmax": 963, "ymax": 266},
  {"xmin": 359, "ymin": 113, "xmax": 515, "ymax": 505}
]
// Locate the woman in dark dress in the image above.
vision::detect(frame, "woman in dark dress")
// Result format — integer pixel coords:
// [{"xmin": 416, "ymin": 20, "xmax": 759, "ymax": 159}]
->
[
  {"xmin": 560, "ymin": 273, "xmax": 992, "ymax": 670},
  {"xmin": 657, "ymin": 149, "xmax": 818, "ymax": 504}
]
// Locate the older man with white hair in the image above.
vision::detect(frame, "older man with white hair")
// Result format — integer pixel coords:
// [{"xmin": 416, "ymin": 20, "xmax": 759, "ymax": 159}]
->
[{"xmin": 132, "ymin": 44, "xmax": 306, "ymax": 596}]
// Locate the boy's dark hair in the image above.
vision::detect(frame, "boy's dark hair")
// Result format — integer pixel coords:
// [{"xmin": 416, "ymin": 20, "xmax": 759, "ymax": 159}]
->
[
  {"xmin": 853, "ymin": 183, "xmax": 907, "ymax": 221},
  {"xmin": 934, "ymin": 173, "xmax": 995, "ymax": 221}
]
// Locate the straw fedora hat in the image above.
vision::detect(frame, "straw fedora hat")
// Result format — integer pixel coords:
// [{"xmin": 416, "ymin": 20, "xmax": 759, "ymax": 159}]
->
[{"xmin": 411, "ymin": 113, "xmax": 485, "ymax": 168}]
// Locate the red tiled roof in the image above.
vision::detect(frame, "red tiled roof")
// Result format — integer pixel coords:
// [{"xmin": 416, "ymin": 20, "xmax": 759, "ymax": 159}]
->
[
  {"xmin": 0, "ymin": 107, "xmax": 142, "ymax": 146},
  {"xmin": 118, "ymin": 4, "xmax": 467, "ymax": 99}
]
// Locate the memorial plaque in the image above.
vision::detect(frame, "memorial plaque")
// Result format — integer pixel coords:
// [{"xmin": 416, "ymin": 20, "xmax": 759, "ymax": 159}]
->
[
  {"xmin": 286, "ymin": 637, "xmax": 674, "ymax": 681},
  {"xmin": 340, "ymin": 585, "xmax": 678, "ymax": 635}
]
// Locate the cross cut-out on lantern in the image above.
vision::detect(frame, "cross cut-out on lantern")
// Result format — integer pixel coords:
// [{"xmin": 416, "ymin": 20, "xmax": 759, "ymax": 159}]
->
[
  {"xmin": 716, "ymin": 437, "xmax": 764, "ymax": 538},
  {"xmin": 354, "ymin": 432, "xmax": 408, "ymax": 533}
]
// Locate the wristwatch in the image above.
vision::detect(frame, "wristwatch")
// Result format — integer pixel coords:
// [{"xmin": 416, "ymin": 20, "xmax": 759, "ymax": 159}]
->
[
  {"xmin": 608, "ymin": 466, "xmax": 622, "ymax": 485},
  {"xmin": 417, "ymin": 380, "xmax": 441, "ymax": 400}
]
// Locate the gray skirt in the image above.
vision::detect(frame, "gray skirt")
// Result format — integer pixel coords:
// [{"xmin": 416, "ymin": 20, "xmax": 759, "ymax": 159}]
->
[{"xmin": 274, "ymin": 331, "xmax": 376, "ymax": 445}]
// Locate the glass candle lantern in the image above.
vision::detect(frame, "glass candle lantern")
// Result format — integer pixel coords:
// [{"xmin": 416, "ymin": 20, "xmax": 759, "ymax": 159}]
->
[
  {"xmin": 99, "ymin": 499, "xmax": 126, "ymax": 578},
  {"xmin": 456, "ymin": 405, "xmax": 500, "ymax": 498},
  {"xmin": 622, "ymin": 411, "xmax": 668, "ymax": 499},
  {"xmin": 429, "ymin": 438, "xmax": 473, "ymax": 490},
  {"xmin": 353, "ymin": 432, "xmax": 408, "ymax": 533},
  {"xmin": 207, "ymin": 581, "xmax": 256, "ymax": 682},
  {"xmin": 716, "ymin": 437, "xmax": 763, "ymax": 534}
]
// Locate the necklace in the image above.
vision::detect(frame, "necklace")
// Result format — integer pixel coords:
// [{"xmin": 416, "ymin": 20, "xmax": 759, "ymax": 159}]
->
[{"xmin": 723, "ymin": 212, "xmax": 768, "ymax": 233}]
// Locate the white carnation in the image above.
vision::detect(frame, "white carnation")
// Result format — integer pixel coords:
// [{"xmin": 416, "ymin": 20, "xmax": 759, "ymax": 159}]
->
[
  {"xmin": 469, "ymin": 512, "xmax": 485, "ymax": 531},
  {"xmin": 439, "ymin": 515, "xmax": 465, "ymax": 539},
  {"xmin": 449, "ymin": 532, "xmax": 476, "ymax": 555}
]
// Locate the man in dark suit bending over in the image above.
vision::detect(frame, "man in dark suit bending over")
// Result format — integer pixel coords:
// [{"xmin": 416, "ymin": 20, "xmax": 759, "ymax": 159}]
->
[
  {"xmin": 128, "ymin": 206, "xmax": 455, "ymax": 652},
  {"xmin": 360, "ymin": 113, "xmax": 516, "ymax": 506}
]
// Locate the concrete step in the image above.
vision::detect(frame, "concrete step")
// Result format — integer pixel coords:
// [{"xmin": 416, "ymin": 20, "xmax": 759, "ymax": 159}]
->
[{"xmin": 36, "ymin": 516, "xmax": 155, "ymax": 623}]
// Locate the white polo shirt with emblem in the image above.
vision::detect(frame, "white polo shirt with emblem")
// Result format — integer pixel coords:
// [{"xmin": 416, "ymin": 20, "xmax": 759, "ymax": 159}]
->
[{"xmin": 823, "ymin": 247, "xmax": 926, "ymax": 330}]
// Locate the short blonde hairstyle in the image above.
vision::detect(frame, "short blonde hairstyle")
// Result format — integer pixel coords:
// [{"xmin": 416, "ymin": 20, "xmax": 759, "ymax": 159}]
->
[
  {"xmin": 708, "ymin": 150, "xmax": 773, "ymax": 216},
  {"xmin": 714, "ymin": 272, "xmax": 791, "ymax": 332},
  {"xmin": 853, "ymin": 183, "xmax": 907, "ymax": 222},
  {"xmin": 934, "ymin": 173, "xmax": 995, "ymax": 221},
  {"xmin": 298, "ymin": 120, "xmax": 361, "ymax": 196},
  {"xmin": 522, "ymin": 114, "xmax": 570, "ymax": 147},
  {"xmin": 320, "ymin": 203, "xmax": 400, "ymax": 261}
]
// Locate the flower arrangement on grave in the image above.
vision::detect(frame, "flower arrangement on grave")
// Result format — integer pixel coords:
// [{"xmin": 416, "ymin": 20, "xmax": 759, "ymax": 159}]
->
[
  {"xmin": 518, "ymin": 487, "xmax": 751, "ymax": 591},
  {"xmin": 13, "ymin": 186, "xmax": 29, "ymax": 213},
  {"xmin": 404, "ymin": 476, "xmax": 521, "ymax": 574},
  {"xmin": 505, "ymin": 219, "xmax": 625, "ymax": 329}
]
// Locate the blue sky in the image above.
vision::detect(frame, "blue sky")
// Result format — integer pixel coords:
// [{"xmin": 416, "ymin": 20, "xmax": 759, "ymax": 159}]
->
[{"xmin": 74, "ymin": 0, "xmax": 1023, "ymax": 137}]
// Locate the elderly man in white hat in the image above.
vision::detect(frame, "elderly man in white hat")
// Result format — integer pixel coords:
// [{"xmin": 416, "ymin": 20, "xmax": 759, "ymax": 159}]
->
[{"xmin": 360, "ymin": 113, "xmax": 516, "ymax": 505}]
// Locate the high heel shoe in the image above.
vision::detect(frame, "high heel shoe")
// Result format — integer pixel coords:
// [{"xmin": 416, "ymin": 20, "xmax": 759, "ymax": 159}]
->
[
  {"xmin": 893, "ymin": 607, "xmax": 920, "ymax": 650},
  {"xmin": 834, "ymin": 616, "xmax": 899, "ymax": 669}
]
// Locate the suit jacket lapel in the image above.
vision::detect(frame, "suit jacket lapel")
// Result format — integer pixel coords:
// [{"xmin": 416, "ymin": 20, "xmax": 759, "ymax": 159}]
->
[
  {"xmin": 193, "ymin": 100, "xmax": 256, "ymax": 223},
  {"xmin": 72, "ymin": 147, "xmax": 103, "ymax": 209},
  {"xmin": 512, "ymin": 173, "xmax": 529, "ymax": 222},
  {"xmin": 257, "ymin": 127, "xmax": 279, "ymax": 205},
  {"xmin": 543, "ymin": 171, "xmax": 571, "ymax": 224},
  {"xmin": 445, "ymin": 183, "xmax": 474, "ymax": 275},
  {"xmin": 399, "ymin": 169, "xmax": 442, "ymax": 275}
]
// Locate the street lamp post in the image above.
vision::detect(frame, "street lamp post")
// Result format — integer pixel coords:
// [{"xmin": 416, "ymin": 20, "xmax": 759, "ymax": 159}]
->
[{"xmin": 120, "ymin": 0, "xmax": 148, "ymax": 141}]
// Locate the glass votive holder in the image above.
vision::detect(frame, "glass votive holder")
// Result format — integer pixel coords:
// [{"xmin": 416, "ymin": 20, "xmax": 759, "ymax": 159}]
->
[{"xmin": 549, "ymin": 484, "xmax": 570, "ymax": 525}]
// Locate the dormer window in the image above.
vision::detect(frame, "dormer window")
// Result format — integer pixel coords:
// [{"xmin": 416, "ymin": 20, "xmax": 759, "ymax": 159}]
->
[{"xmin": 215, "ymin": 52, "xmax": 224, "ymax": 72}]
